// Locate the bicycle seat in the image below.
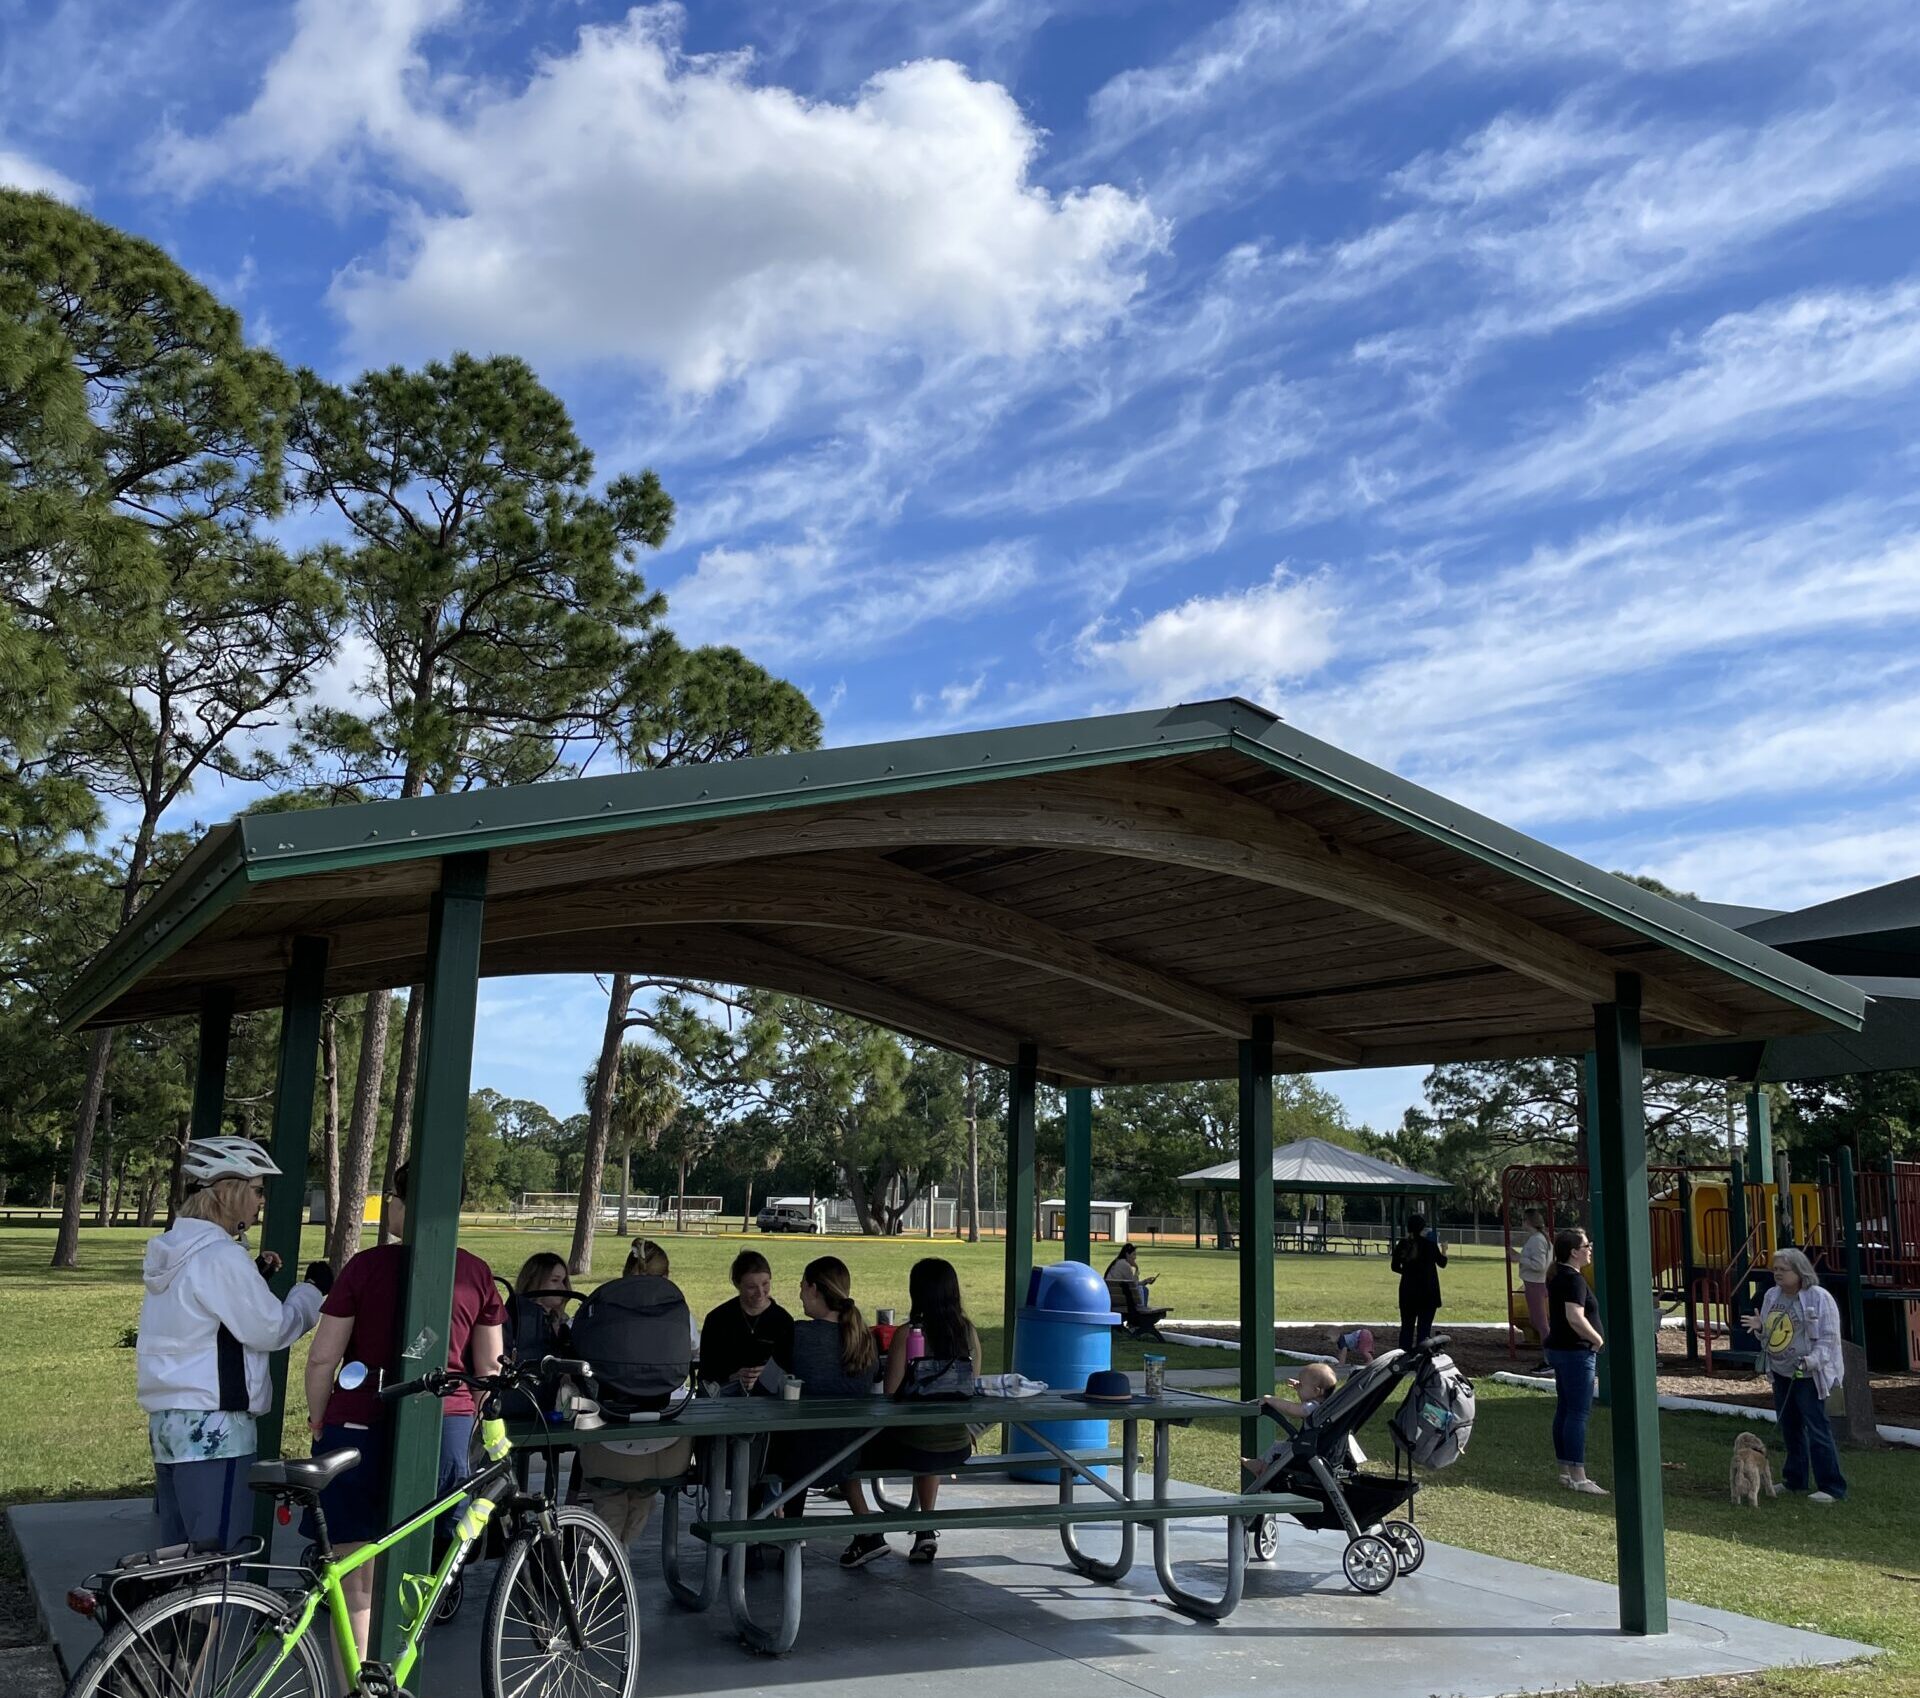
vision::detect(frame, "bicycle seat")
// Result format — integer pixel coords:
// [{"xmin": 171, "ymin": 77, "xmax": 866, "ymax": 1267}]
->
[{"xmin": 248, "ymin": 1449, "xmax": 362, "ymax": 1496}]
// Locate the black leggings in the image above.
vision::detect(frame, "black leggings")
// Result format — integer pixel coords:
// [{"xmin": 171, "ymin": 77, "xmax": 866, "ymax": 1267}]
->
[{"xmin": 1398, "ymin": 1305, "xmax": 1436, "ymax": 1354}]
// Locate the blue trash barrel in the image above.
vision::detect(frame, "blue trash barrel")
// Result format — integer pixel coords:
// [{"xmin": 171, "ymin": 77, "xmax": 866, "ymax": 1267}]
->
[{"xmin": 1009, "ymin": 1261, "xmax": 1121, "ymax": 1482}]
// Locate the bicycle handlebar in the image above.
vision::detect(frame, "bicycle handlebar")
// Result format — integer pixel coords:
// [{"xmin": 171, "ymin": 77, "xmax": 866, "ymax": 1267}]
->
[{"xmin": 376, "ymin": 1356, "xmax": 591, "ymax": 1404}]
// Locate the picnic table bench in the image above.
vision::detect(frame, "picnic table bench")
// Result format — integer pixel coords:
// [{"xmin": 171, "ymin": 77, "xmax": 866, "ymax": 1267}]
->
[{"xmin": 512, "ymin": 1388, "xmax": 1311, "ymax": 1655}]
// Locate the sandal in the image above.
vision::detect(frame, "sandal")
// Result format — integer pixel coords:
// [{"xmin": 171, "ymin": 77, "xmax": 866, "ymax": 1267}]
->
[{"xmin": 1565, "ymin": 1478, "xmax": 1608, "ymax": 1495}]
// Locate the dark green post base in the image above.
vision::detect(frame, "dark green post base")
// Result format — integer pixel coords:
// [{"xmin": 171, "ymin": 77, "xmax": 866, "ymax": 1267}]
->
[
  {"xmin": 1592, "ymin": 977, "xmax": 1668, "ymax": 1636},
  {"xmin": 252, "ymin": 937, "xmax": 329, "ymax": 1543},
  {"xmin": 1001, "ymin": 1043, "xmax": 1039, "ymax": 1369},
  {"xmin": 372, "ymin": 854, "xmax": 488, "ymax": 1664},
  {"xmin": 1238, "ymin": 1016, "xmax": 1275, "ymax": 1458}
]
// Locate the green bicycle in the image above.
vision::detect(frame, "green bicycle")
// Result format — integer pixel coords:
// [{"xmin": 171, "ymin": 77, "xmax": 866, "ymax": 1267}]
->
[{"xmin": 65, "ymin": 1357, "xmax": 640, "ymax": 1698}]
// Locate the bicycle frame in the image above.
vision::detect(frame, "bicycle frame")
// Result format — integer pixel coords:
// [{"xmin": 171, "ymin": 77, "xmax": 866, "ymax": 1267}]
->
[{"xmin": 213, "ymin": 1415, "xmax": 516, "ymax": 1696}]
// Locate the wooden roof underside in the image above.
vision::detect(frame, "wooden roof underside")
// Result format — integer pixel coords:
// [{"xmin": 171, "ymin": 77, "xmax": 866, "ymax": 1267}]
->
[{"xmin": 89, "ymin": 748, "xmax": 1850, "ymax": 1086}]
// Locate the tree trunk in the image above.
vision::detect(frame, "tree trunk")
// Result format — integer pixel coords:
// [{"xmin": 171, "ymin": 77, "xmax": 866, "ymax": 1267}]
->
[
  {"xmin": 675, "ymin": 1155, "xmax": 687, "ymax": 1233},
  {"xmin": 53, "ymin": 1029, "xmax": 114, "ymax": 1267},
  {"xmin": 330, "ymin": 988, "xmax": 392, "ymax": 1266},
  {"xmin": 167, "ymin": 1111, "xmax": 191, "ymax": 1226},
  {"xmin": 378, "ymin": 985, "xmax": 425, "ymax": 1246},
  {"xmin": 965, "ymin": 1060, "xmax": 981, "ymax": 1243},
  {"xmin": 321, "ymin": 1005, "xmax": 341, "ymax": 1233},
  {"xmin": 137, "ymin": 1172, "xmax": 162, "ymax": 1227},
  {"xmin": 1212, "ymin": 1190, "xmax": 1235, "ymax": 1252},
  {"xmin": 110, "ymin": 1150, "xmax": 129, "ymax": 1226},
  {"xmin": 742, "ymin": 1177, "xmax": 754, "ymax": 1231},
  {"xmin": 95, "ymin": 1092, "xmax": 113, "ymax": 1228},
  {"xmin": 570, "ymin": 973, "xmax": 631, "ymax": 1277},
  {"xmin": 617, "ymin": 1146, "xmax": 631, "ymax": 1237}
]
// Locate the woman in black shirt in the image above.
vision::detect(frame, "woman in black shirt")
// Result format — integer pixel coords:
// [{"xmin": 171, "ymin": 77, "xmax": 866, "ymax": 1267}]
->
[
  {"xmin": 1543, "ymin": 1227, "xmax": 1606, "ymax": 1495},
  {"xmin": 699, "ymin": 1249, "xmax": 795, "ymax": 1389},
  {"xmin": 1390, "ymin": 1215, "xmax": 1448, "ymax": 1352}
]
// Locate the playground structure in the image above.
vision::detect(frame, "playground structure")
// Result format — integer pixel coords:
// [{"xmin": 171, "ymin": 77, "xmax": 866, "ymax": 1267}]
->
[{"xmin": 1502, "ymin": 1155, "xmax": 1920, "ymax": 1374}]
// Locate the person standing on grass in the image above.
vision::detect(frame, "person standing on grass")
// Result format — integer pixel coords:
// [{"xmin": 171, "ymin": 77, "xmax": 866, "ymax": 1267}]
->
[
  {"xmin": 1544, "ymin": 1227, "xmax": 1606, "ymax": 1495},
  {"xmin": 1510, "ymin": 1207, "xmax": 1553, "ymax": 1365},
  {"xmin": 302, "ymin": 1161, "xmax": 504, "ymax": 1658},
  {"xmin": 1391, "ymin": 1214, "xmax": 1448, "ymax": 1352},
  {"xmin": 1743, "ymin": 1247, "xmax": 1847, "ymax": 1503},
  {"xmin": 137, "ymin": 1138, "xmax": 330, "ymax": 1552}
]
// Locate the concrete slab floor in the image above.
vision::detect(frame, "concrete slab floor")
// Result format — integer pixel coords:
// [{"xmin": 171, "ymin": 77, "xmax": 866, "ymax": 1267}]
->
[{"xmin": 12, "ymin": 1478, "xmax": 1875, "ymax": 1698}]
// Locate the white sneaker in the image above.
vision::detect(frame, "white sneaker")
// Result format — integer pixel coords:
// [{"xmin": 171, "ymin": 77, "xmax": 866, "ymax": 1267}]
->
[{"xmin": 1808, "ymin": 1491, "xmax": 1837, "ymax": 1505}]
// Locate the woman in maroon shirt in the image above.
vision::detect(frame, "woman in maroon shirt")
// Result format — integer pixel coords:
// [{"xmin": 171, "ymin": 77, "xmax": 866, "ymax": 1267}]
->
[{"xmin": 303, "ymin": 1163, "xmax": 504, "ymax": 1657}]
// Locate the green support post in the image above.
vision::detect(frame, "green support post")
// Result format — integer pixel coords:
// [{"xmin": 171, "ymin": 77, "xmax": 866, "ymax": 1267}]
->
[
  {"xmin": 188, "ymin": 988, "xmax": 236, "ymax": 1142},
  {"xmin": 1064, "ymin": 1086, "xmax": 1092, "ymax": 1267},
  {"xmin": 1000, "ymin": 1043, "xmax": 1039, "ymax": 1372},
  {"xmin": 1744, "ymin": 1087, "xmax": 1773, "ymax": 1185},
  {"xmin": 1239, "ymin": 1016, "xmax": 1275, "ymax": 1458},
  {"xmin": 372, "ymin": 854, "xmax": 487, "ymax": 1666},
  {"xmin": 252, "ymin": 937, "xmax": 329, "ymax": 1544},
  {"xmin": 1837, "ymin": 1147, "xmax": 1867, "ymax": 1346},
  {"xmin": 1728, "ymin": 1154, "xmax": 1751, "ymax": 1345},
  {"xmin": 1583, "ymin": 1050, "xmax": 1610, "ymax": 1407},
  {"xmin": 1591, "ymin": 976, "xmax": 1668, "ymax": 1636}
]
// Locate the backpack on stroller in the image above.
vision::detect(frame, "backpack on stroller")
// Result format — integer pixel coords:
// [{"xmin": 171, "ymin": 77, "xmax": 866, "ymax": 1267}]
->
[{"xmin": 1242, "ymin": 1335, "xmax": 1468, "ymax": 1595}]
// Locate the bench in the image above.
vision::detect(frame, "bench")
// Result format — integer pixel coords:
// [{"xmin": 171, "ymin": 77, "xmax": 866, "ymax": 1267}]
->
[
  {"xmin": 692, "ymin": 1492, "xmax": 1295, "ymax": 1546},
  {"xmin": 844, "ymin": 1447, "xmax": 1124, "ymax": 1509}
]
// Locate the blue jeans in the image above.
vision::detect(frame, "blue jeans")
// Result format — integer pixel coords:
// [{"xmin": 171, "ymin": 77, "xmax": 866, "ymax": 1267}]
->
[
  {"xmin": 1770, "ymin": 1374, "xmax": 1846, "ymax": 1498},
  {"xmin": 1545, "ymin": 1348, "xmax": 1597, "ymax": 1468}
]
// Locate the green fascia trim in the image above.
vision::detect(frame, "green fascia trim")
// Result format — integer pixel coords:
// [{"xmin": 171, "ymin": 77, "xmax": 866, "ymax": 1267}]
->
[
  {"xmin": 57, "ymin": 826, "xmax": 251, "ymax": 1030},
  {"xmin": 236, "ymin": 699, "xmax": 1263, "ymax": 882},
  {"xmin": 1223, "ymin": 727, "xmax": 1865, "ymax": 1033},
  {"xmin": 64, "ymin": 702, "xmax": 1262, "ymax": 1028}
]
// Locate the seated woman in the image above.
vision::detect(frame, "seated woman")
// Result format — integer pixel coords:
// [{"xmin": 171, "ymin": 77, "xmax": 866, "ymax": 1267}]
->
[
  {"xmin": 840, "ymin": 1257, "xmax": 981, "ymax": 1571},
  {"xmin": 513, "ymin": 1251, "xmax": 573, "ymax": 1356},
  {"xmin": 773, "ymin": 1256, "xmax": 879, "ymax": 1520}
]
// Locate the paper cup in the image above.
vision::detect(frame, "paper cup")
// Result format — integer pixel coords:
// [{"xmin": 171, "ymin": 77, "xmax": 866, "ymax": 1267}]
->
[{"xmin": 782, "ymin": 1379, "xmax": 803, "ymax": 1402}]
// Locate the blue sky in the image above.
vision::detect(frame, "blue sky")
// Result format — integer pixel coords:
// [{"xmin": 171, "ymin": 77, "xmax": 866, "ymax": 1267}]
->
[{"xmin": 9, "ymin": 0, "xmax": 1920, "ymax": 1135}]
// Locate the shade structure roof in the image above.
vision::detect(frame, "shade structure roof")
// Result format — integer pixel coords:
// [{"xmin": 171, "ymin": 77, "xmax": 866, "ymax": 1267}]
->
[
  {"xmin": 1649, "ymin": 878, "xmax": 1920, "ymax": 1083},
  {"xmin": 1179, "ymin": 1136, "xmax": 1451, "ymax": 1196},
  {"xmin": 61, "ymin": 698, "xmax": 1863, "ymax": 1086}
]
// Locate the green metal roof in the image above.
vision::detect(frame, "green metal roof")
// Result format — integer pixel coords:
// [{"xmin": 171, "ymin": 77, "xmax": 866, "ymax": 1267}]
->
[{"xmin": 60, "ymin": 697, "xmax": 1867, "ymax": 1054}]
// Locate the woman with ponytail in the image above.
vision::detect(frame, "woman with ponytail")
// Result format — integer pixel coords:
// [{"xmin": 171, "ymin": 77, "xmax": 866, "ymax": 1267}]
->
[{"xmin": 773, "ymin": 1256, "xmax": 880, "ymax": 1520}]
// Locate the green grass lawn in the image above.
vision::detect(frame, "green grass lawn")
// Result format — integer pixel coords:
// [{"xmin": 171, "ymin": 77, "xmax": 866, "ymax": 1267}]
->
[
  {"xmin": 3, "ymin": 1224, "xmax": 1913, "ymax": 1695},
  {"xmin": 1176, "ymin": 1380, "xmax": 1918, "ymax": 1698}
]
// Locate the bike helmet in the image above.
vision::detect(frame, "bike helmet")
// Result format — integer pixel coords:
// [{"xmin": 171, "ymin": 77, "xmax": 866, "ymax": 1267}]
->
[{"xmin": 180, "ymin": 1136, "xmax": 282, "ymax": 1187}]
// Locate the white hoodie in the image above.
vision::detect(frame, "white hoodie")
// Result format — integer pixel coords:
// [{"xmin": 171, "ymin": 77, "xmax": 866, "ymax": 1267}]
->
[{"xmin": 137, "ymin": 1218, "xmax": 324, "ymax": 1417}]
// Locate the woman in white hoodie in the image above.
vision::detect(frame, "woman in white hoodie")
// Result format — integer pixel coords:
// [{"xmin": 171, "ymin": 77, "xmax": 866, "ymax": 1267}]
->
[{"xmin": 137, "ymin": 1137, "xmax": 329, "ymax": 1550}]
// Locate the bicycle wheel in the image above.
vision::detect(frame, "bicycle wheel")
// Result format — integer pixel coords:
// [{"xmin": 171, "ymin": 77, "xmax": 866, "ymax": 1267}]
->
[
  {"xmin": 483, "ymin": 1508, "xmax": 639, "ymax": 1698},
  {"xmin": 65, "ymin": 1578, "xmax": 328, "ymax": 1698}
]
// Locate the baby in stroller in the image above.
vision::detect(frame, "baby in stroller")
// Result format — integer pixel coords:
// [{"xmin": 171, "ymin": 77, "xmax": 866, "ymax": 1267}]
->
[{"xmin": 1240, "ymin": 1342, "xmax": 1442, "ymax": 1596}]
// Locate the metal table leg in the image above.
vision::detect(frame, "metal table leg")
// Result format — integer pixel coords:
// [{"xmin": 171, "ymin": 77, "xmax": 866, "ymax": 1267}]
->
[
  {"xmin": 662, "ymin": 1440, "xmax": 725, "ymax": 1610},
  {"xmin": 1058, "ymin": 1419, "xmax": 1137, "ymax": 1582},
  {"xmin": 724, "ymin": 1434, "xmax": 803, "ymax": 1655},
  {"xmin": 1151, "ymin": 1420, "xmax": 1246, "ymax": 1621}
]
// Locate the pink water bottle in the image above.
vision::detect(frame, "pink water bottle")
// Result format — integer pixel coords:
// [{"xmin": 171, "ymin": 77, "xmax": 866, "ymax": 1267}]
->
[{"xmin": 905, "ymin": 1324, "xmax": 925, "ymax": 1362}]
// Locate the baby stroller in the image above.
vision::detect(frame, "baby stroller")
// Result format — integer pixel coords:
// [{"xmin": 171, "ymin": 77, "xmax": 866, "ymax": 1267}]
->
[{"xmin": 1243, "ymin": 1335, "xmax": 1466, "ymax": 1595}]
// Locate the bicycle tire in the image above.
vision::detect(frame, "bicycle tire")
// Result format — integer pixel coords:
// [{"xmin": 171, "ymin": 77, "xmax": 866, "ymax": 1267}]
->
[
  {"xmin": 482, "ymin": 1508, "xmax": 639, "ymax": 1698},
  {"xmin": 64, "ymin": 1577, "xmax": 328, "ymax": 1698}
]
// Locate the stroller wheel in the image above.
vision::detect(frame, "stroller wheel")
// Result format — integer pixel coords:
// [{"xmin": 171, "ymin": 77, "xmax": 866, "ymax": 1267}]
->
[
  {"xmin": 1246, "ymin": 1515, "xmax": 1280, "ymax": 1563},
  {"xmin": 1382, "ymin": 1521, "xmax": 1424, "ymax": 1575},
  {"xmin": 1342, "ymin": 1534, "xmax": 1397, "ymax": 1595}
]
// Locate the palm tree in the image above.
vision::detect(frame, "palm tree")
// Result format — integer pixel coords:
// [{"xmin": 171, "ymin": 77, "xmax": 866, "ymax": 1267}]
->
[{"xmin": 609, "ymin": 1043, "xmax": 682, "ymax": 1236}]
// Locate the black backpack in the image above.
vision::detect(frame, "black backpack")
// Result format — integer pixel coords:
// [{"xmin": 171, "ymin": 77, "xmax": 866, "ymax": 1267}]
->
[{"xmin": 568, "ymin": 1274, "xmax": 695, "ymax": 1419}]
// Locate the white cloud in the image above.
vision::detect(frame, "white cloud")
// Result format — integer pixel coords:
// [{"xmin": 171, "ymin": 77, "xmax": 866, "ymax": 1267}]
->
[
  {"xmin": 1627, "ymin": 801, "xmax": 1920, "ymax": 910},
  {"xmin": 1412, "ymin": 279, "xmax": 1920, "ymax": 520},
  {"xmin": 0, "ymin": 145, "xmax": 83, "ymax": 199},
  {"xmin": 161, "ymin": 3, "xmax": 1160, "ymax": 392},
  {"xmin": 1077, "ymin": 569, "xmax": 1336, "ymax": 703},
  {"xmin": 154, "ymin": 0, "xmax": 464, "ymax": 193},
  {"xmin": 666, "ymin": 537, "xmax": 1039, "ymax": 662}
]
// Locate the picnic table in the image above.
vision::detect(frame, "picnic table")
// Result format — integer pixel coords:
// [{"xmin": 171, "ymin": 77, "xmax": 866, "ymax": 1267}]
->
[{"xmin": 511, "ymin": 1387, "xmax": 1311, "ymax": 1654}]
